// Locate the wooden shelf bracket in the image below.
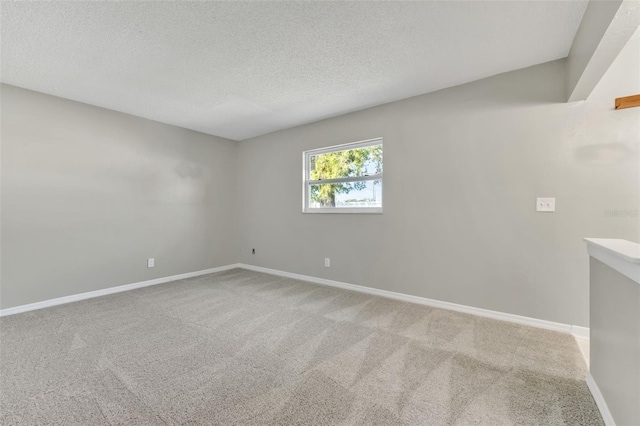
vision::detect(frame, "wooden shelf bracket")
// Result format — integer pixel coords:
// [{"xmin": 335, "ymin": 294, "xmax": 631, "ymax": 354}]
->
[{"xmin": 615, "ymin": 94, "xmax": 640, "ymax": 110}]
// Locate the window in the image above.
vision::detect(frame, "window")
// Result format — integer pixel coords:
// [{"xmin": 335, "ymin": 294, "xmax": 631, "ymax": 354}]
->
[{"xmin": 303, "ymin": 138, "xmax": 383, "ymax": 213}]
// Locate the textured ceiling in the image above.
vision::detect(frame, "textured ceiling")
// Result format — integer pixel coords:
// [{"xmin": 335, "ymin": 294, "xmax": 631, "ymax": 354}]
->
[{"xmin": 1, "ymin": 1, "xmax": 587, "ymax": 141}]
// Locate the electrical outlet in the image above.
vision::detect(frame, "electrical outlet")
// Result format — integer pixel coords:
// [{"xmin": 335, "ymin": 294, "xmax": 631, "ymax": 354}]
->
[
  {"xmin": 536, "ymin": 197, "xmax": 556, "ymax": 212},
  {"xmin": 325, "ymin": 258, "xmax": 330, "ymax": 267},
  {"xmin": 147, "ymin": 258, "xmax": 155, "ymax": 268},
  {"xmin": 252, "ymin": 248, "xmax": 255, "ymax": 255}
]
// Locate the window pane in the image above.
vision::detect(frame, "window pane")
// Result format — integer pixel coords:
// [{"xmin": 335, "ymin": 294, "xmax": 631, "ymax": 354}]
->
[
  {"xmin": 309, "ymin": 180, "xmax": 382, "ymax": 209},
  {"xmin": 309, "ymin": 144, "xmax": 382, "ymax": 181}
]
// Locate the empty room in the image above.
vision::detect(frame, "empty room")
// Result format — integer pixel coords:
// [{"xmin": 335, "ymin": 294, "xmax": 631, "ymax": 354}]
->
[{"xmin": 1, "ymin": 1, "xmax": 639, "ymax": 425}]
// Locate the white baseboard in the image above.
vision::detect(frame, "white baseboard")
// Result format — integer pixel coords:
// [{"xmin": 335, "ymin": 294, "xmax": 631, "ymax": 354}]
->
[
  {"xmin": 586, "ymin": 374, "xmax": 616, "ymax": 426},
  {"xmin": 238, "ymin": 263, "xmax": 590, "ymax": 338},
  {"xmin": 1, "ymin": 262, "xmax": 591, "ymax": 345},
  {"xmin": 0, "ymin": 263, "xmax": 241, "ymax": 317},
  {"xmin": 570, "ymin": 325, "xmax": 590, "ymax": 340}
]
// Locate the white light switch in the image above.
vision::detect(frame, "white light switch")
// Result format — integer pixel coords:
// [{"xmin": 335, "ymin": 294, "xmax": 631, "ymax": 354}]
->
[
  {"xmin": 325, "ymin": 258, "xmax": 330, "ymax": 267},
  {"xmin": 536, "ymin": 198, "xmax": 555, "ymax": 212},
  {"xmin": 147, "ymin": 258, "xmax": 155, "ymax": 268}
]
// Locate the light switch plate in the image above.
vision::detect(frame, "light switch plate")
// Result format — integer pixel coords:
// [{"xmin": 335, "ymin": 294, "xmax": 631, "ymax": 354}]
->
[{"xmin": 536, "ymin": 198, "xmax": 555, "ymax": 212}]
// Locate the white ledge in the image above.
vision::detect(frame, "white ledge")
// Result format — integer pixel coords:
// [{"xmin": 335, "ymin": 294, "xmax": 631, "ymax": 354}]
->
[{"xmin": 585, "ymin": 238, "xmax": 640, "ymax": 284}]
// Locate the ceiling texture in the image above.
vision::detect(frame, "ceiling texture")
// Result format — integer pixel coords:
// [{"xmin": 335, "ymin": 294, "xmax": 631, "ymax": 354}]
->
[{"xmin": 1, "ymin": 1, "xmax": 587, "ymax": 141}]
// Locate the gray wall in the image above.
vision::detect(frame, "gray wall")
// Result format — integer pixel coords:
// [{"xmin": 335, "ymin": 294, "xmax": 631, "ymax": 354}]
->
[
  {"xmin": 1, "ymin": 84, "xmax": 238, "ymax": 309},
  {"xmin": 2, "ymin": 38, "xmax": 638, "ymax": 325},
  {"xmin": 238, "ymin": 52, "xmax": 639, "ymax": 327},
  {"xmin": 590, "ymin": 258, "xmax": 640, "ymax": 426}
]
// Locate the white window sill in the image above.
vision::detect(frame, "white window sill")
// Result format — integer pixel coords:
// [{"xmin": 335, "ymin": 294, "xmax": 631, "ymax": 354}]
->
[{"xmin": 303, "ymin": 208, "xmax": 383, "ymax": 214}]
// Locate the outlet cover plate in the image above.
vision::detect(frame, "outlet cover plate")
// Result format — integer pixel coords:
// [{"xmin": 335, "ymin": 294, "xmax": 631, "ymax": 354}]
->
[{"xmin": 536, "ymin": 197, "xmax": 556, "ymax": 212}]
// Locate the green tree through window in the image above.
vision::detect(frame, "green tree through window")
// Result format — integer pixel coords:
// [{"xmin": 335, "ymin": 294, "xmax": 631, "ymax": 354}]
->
[{"xmin": 309, "ymin": 145, "xmax": 382, "ymax": 207}]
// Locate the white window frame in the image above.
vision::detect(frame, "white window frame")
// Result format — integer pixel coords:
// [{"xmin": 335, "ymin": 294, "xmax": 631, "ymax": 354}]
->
[{"xmin": 303, "ymin": 138, "xmax": 383, "ymax": 214}]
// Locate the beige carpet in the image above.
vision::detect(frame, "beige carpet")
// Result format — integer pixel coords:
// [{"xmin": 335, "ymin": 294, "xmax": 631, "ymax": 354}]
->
[{"xmin": 0, "ymin": 268, "xmax": 602, "ymax": 425}]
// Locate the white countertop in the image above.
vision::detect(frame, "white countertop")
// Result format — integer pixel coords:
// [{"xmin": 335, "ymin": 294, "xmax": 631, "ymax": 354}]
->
[
  {"xmin": 585, "ymin": 238, "xmax": 640, "ymax": 284},
  {"xmin": 584, "ymin": 238, "xmax": 640, "ymax": 263}
]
